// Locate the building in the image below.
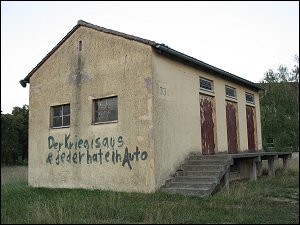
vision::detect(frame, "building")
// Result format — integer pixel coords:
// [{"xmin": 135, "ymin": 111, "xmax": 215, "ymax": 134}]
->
[{"xmin": 21, "ymin": 20, "xmax": 285, "ymax": 196}]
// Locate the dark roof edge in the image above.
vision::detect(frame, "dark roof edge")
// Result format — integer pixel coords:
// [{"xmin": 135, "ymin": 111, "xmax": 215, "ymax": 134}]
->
[
  {"xmin": 20, "ymin": 20, "xmax": 157, "ymax": 87},
  {"xmin": 20, "ymin": 20, "xmax": 264, "ymax": 91},
  {"xmin": 78, "ymin": 20, "xmax": 157, "ymax": 46},
  {"xmin": 20, "ymin": 22, "xmax": 81, "ymax": 87},
  {"xmin": 155, "ymin": 44, "xmax": 264, "ymax": 91}
]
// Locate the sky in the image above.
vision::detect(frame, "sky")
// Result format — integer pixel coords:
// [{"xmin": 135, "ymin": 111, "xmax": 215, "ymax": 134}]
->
[{"xmin": 1, "ymin": 1, "xmax": 299, "ymax": 114}]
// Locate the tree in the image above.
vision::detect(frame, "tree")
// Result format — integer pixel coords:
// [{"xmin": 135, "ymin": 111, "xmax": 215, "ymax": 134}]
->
[
  {"xmin": 259, "ymin": 55, "xmax": 299, "ymax": 152},
  {"xmin": 11, "ymin": 105, "xmax": 29, "ymax": 160},
  {"xmin": 1, "ymin": 104, "xmax": 29, "ymax": 165}
]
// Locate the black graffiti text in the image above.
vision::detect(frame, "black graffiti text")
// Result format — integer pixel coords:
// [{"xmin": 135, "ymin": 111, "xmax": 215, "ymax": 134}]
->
[{"xmin": 46, "ymin": 146, "xmax": 148, "ymax": 170}]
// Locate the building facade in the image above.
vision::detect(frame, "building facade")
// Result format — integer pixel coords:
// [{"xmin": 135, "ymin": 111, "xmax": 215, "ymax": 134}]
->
[{"xmin": 20, "ymin": 20, "xmax": 263, "ymax": 193}]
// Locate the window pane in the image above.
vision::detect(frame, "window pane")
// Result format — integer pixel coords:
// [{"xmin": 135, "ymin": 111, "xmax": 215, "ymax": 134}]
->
[
  {"xmin": 95, "ymin": 111, "xmax": 108, "ymax": 123},
  {"xmin": 200, "ymin": 78, "xmax": 213, "ymax": 91},
  {"xmin": 63, "ymin": 105, "xmax": 70, "ymax": 115},
  {"xmin": 108, "ymin": 109, "xmax": 118, "ymax": 121},
  {"xmin": 53, "ymin": 106, "xmax": 62, "ymax": 116},
  {"xmin": 94, "ymin": 97, "xmax": 118, "ymax": 123},
  {"xmin": 226, "ymin": 86, "xmax": 236, "ymax": 98},
  {"xmin": 108, "ymin": 97, "xmax": 118, "ymax": 111},
  {"xmin": 51, "ymin": 104, "xmax": 70, "ymax": 128},
  {"xmin": 53, "ymin": 117, "xmax": 62, "ymax": 127},
  {"xmin": 246, "ymin": 93, "xmax": 254, "ymax": 103},
  {"xmin": 95, "ymin": 100, "xmax": 107, "ymax": 111},
  {"xmin": 63, "ymin": 115, "xmax": 70, "ymax": 126}
]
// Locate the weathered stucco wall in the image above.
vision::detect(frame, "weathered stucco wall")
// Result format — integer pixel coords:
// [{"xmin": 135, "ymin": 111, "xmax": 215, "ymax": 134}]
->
[
  {"xmin": 152, "ymin": 51, "xmax": 262, "ymax": 189},
  {"xmin": 28, "ymin": 24, "xmax": 262, "ymax": 193},
  {"xmin": 209, "ymin": 78, "xmax": 262, "ymax": 152},
  {"xmin": 28, "ymin": 26, "xmax": 155, "ymax": 193},
  {"xmin": 152, "ymin": 51, "xmax": 201, "ymax": 189}
]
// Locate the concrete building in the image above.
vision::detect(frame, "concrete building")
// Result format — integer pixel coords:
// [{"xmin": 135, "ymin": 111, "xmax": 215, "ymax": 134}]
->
[{"xmin": 21, "ymin": 20, "xmax": 283, "ymax": 196}]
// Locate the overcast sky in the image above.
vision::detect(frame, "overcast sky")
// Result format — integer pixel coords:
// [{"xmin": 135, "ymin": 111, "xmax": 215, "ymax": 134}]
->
[{"xmin": 1, "ymin": 1, "xmax": 299, "ymax": 114}]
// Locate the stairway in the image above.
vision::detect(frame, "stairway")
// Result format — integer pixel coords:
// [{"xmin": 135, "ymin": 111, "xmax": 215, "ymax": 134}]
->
[{"xmin": 161, "ymin": 153, "xmax": 233, "ymax": 197}]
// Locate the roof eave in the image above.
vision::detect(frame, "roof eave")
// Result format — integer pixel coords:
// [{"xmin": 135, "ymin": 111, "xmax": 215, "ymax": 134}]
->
[
  {"xmin": 20, "ymin": 20, "xmax": 158, "ymax": 88},
  {"xmin": 155, "ymin": 44, "xmax": 264, "ymax": 91},
  {"xmin": 20, "ymin": 20, "xmax": 264, "ymax": 92},
  {"xmin": 20, "ymin": 22, "xmax": 81, "ymax": 87}
]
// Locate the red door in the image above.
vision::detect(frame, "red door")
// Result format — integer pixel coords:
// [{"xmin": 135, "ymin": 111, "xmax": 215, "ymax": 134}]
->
[
  {"xmin": 246, "ymin": 106, "xmax": 256, "ymax": 152},
  {"xmin": 200, "ymin": 95, "xmax": 215, "ymax": 155},
  {"xmin": 226, "ymin": 101, "xmax": 238, "ymax": 154}
]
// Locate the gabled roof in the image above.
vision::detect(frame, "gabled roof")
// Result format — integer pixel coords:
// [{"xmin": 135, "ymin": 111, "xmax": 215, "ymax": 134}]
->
[{"xmin": 20, "ymin": 20, "xmax": 263, "ymax": 91}]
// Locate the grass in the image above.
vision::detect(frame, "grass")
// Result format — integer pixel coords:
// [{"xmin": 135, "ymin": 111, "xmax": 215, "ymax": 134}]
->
[{"xmin": 1, "ymin": 167, "xmax": 299, "ymax": 224}]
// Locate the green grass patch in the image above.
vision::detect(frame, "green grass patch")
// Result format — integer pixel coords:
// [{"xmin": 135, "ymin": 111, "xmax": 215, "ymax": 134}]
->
[{"xmin": 1, "ymin": 169, "xmax": 299, "ymax": 224}]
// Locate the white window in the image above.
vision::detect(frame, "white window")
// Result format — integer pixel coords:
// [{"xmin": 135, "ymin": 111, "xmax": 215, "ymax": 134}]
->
[
  {"xmin": 245, "ymin": 92, "xmax": 255, "ymax": 104},
  {"xmin": 51, "ymin": 104, "xmax": 70, "ymax": 128},
  {"xmin": 200, "ymin": 77, "xmax": 213, "ymax": 92},
  {"xmin": 93, "ymin": 96, "xmax": 118, "ymax": 123}
]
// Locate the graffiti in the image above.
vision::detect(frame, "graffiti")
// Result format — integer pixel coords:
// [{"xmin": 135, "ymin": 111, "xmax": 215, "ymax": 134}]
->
[
  {"xmin": 46, "ymin": 134, "xmax": 148, "ymax": 170},
  {"xmin": 48, "ymin": 134, "xmax": 124, "ymax": 151}
]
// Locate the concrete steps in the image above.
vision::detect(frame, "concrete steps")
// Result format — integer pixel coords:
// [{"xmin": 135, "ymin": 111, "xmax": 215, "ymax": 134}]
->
[{"xmin": 161, "ymin": 153, "xmax": 232, "ymax": 197}]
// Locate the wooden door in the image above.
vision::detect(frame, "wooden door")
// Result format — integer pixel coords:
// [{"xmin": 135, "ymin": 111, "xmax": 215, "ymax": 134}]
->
[
  {"xmin": 246, "ymin": 106, "xmax": 256, "ymax": 152},
  {"xmin": 200, "ymin": 95, "xmax": 215, "ymax": 155},
  {"xmin": 226, "ymin": 101, "xmax": 238, "ymax": 154}
]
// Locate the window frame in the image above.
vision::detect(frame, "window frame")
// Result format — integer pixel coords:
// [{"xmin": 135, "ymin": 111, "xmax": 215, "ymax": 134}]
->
[
  {"xmin": 50, "ymin": 104, "xmax": 70, "ymax": 129},
  {"xmin": 245, "ymin": 92, "xmax": 255, "ymax": 104},
  {"xmin": 92, "ymin": 96, "xmax": 118, "ymax": 124},
  {"xmin": 225, "ymin": 85, "xmax": 237, "ymax": 99},
  {"xmin": 199, "ymin": 77, "xmax": 214, "ymax": 93}
]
